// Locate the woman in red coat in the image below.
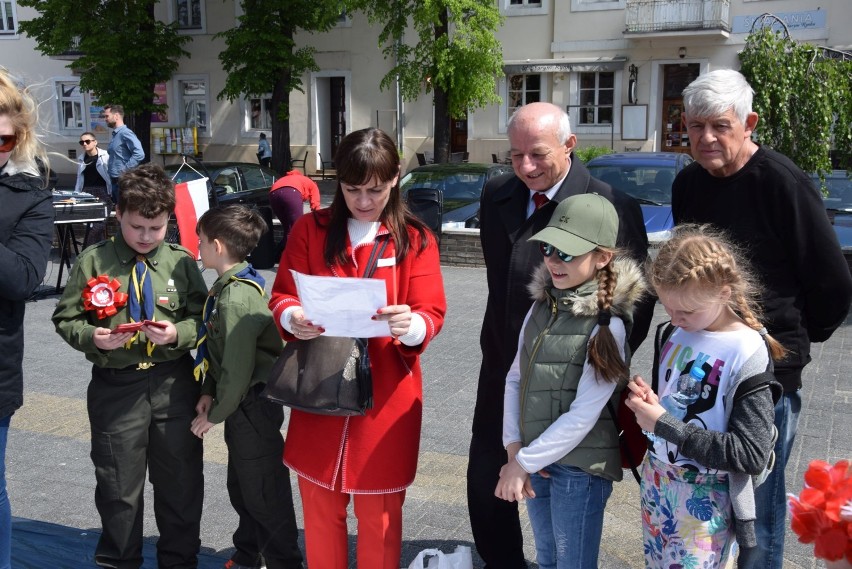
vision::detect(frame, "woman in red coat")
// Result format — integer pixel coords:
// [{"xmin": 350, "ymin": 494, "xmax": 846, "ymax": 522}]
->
[{"xmin": 269, "ymin": 128, "xmax": 446, "ymax": 568}]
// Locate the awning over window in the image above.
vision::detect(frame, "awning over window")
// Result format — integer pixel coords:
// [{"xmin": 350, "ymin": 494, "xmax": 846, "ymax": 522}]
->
[{"xmin": 502, "ymin": 57, "xmax": 628, "ymax": 74}]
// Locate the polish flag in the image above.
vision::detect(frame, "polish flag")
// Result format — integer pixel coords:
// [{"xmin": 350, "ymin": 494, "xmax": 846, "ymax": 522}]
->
[{"xmin": 174, "ymin": 177, "xmax": 209, "ymax": 259}]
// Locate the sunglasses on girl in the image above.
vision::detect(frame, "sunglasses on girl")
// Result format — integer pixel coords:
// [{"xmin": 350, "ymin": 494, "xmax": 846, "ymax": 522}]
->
[
  {"xmin": 0, "ymin": 134, "xmax": 17, "ymax": 153},
  {"xmin": 539, "ymin": 242, "xmax": 574, "ymax": 263},
  {"xmin": 79, "ymin": 139, "xmax": 96, "ymax": 146}
]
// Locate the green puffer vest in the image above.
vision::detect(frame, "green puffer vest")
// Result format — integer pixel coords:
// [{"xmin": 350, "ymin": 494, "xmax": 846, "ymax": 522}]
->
[{"xmin": 519, "ymin": 279, "xmax": 632, "ymax": 482}]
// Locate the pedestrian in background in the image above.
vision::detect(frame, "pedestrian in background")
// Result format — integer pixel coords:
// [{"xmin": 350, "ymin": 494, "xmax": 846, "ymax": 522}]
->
[
  {"xmin": 269, "ymin": 168, "xmax": 321, "ymax": 255},
  {"xmin": 103, "ymin": 104, "xmax": 144, "ymax": 202},
  {"xmin": 496, "ymin": 194, "xmax": 646, "ymax": 569},
  {"xmin": 75, "ymin": 131, "xmax": 112, "ymax": 248},
  {"xmin": 191, "ymin": 205, "xmax": 304, "ymax": 569},
  {"xmin": 269, "ymin": 128, "xmax": 446, "ymax": 568},
  {"xmin": 672, "ymin": 69, "xmax": 852, "ymax": 569},
  {"xmin": 468, "ymin": 101, "xmax": 652, "ymax": 568},
  {"xmin": 52, "ymin": 163, "xmax": 206, "ymax": 569},
  {"xmin": 257, "ymin": 132, "xmax": 272, "ymax": 168},
  {"xmin": 0, "ymin": 67, "xmax": 55, "ymax": 569}
]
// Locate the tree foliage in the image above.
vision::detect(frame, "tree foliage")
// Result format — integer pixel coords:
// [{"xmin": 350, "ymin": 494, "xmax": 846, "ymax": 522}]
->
[
  {"xmin": 217, "ymin": 0, "xmax": 344, "ymax": 174},
  {"xmin": 739, "ymin": 18, "xmax": 852, "ymax": 180},
  {"xmin": 18, "ymin": 0, "xmax": 191, "ymax": 158},
  {"xmin": 351, "ymin": 0, "xmax": 503, "ymax": 162}
]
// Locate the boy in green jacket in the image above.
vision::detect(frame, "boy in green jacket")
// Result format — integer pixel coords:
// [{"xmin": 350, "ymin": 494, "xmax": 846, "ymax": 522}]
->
[
  {"xmin": 190, "ymin": 205, "xmax": 303, "ymax": 569},
  {"xmin": 52, "ymin": 162, "xmax": 206, "ymax": 569}
]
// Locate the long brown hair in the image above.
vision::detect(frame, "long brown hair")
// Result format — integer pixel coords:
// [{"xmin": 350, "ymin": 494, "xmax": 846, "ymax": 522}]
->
[
  {"xmin": 586, "ymin": 249, "xmax": 629, "ymax": 383},
  {"xmin": 324, "ymin": 128, "xmax": 430, "ymax": 266},
  {"xmin": 649, "ymin": 224, "xmax": 787, "ymax": 360}
]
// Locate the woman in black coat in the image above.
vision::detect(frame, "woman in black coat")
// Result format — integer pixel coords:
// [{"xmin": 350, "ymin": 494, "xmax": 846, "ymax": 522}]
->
[{"xmin": 0, "ymin": 68, "xmax": 55, "ymax": 567}]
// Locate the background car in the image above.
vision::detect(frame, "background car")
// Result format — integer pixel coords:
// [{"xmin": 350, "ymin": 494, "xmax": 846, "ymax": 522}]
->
[
  {"xmin": 809, "ymin": 170, "xmax": 852, "ymax": 268},
  {"xmin": 400, "ymin": 163, "xmax": 514, "ymax": 229},
  {"xmin": 586, "ymin": 152, "xmax": 694, "ymax": 244},
  {"xmin": 164, "ymin": 161, "xmax": 278, "ymax": 210}
]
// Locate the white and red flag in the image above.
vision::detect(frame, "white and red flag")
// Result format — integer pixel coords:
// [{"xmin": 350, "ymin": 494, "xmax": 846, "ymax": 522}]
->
[{"xmin": 173, "ymin": 177, "xmax": 209, "ymax": 259}]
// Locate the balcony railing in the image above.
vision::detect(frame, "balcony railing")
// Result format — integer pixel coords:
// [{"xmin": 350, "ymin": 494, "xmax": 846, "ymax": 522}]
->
[
  {"xmin": 625, "ymin": 0, "xmax": 730, "ymax": 34},
  {"xmin": 51, "ymin": 36, "xmax": 84, "ymax": 60}
]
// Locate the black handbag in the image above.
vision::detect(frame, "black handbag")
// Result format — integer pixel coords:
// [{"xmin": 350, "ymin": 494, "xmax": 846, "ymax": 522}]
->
[{"xmin": 260, "ymin": 237, "xmax": 389, "ymax": 416}]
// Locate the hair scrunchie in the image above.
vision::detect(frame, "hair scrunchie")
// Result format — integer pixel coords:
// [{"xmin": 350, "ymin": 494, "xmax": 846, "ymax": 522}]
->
[
  {"xmin": 757, "ymin": 327, "xmax": 768, "ymax": 337},
  {"xmin": 597, "ymin": 311, "xmax": 612, "ymax": 326}
]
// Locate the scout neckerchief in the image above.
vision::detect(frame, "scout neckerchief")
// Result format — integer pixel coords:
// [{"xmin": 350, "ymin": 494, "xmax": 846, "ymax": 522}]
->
[
  {"xmin": 126, "ymin": 254, "xmax": 155, "ymax": 356},
  {"xmin": 193, "ymin": 264, "xmax": 266, "ymax": 382}
]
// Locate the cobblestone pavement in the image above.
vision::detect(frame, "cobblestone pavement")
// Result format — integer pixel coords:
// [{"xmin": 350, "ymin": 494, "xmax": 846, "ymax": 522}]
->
[{"xmin": 8, "ymin": 257, "xmax": 849, "ymax": 567}]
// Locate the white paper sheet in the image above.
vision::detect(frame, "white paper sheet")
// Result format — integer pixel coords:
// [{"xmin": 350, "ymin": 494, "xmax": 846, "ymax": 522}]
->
[{"xmin": 291, "ymin": 270, "xmax": 390, "ymax": 337}]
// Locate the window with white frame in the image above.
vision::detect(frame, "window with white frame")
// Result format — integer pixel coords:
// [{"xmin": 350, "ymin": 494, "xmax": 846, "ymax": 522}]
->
[
  {"xmin": 174, "ymin": 0, "xmax": 204, "ymax": 31},
  {"xmin": 177, "ymin": 78, "xmax": 208, "ymax": 134},
  {"xmin": 249, "ymin": 97, "xmax": 273, "ymax": 130},
  {"xmin": 1, "ymin": 1, "xmax": 18, "ymax": 34},
  {"xmin": 56, "ymin": 81, "xmax": 85, "ymax": 131},
  {"xmin": 507, "ymin": 74, "xmax": 542, "ymax": 118},
  {"xmin": 502, "ymin": 0, "xmax": 547, "ymax": 16},
  {"xmin": 578, "ymin": 71, "xmax": 614, "ymax": 125}
]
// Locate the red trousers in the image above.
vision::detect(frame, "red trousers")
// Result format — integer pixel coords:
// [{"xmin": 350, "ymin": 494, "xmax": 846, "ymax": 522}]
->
[{"xmin": 298, "ymin": 477, "xmax": 406, "ymax": 568}]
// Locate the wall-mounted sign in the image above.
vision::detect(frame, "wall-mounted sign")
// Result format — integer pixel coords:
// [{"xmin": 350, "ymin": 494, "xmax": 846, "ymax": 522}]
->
[{"xmin": 732, "ymin": 10, "xmax": 826, "ymax": 34}]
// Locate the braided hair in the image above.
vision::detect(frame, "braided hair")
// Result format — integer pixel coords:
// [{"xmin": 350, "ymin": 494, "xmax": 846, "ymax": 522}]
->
[
  {"xmin": 649, "ymin": 225, "xmax": 787, "ymax": 360},
  {"xmin": 587, "ymin": 249, "xmax": 629, "ymax": 383}
]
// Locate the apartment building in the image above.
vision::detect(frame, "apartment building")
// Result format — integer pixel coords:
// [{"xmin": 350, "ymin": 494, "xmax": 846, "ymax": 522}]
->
[{"xmin": 2, "ymin": 0, "xmax": 849, "ymax": 175}]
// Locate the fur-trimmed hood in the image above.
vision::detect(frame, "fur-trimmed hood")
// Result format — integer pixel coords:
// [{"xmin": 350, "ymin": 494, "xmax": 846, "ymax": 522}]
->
[{"xmin": 527, "ymin": 256, "xmax": 647, "ymax": 320}]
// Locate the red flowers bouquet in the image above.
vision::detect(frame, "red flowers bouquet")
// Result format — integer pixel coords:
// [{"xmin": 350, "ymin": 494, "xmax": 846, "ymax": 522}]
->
[{"xmin": 789, "ymin": 459, "xmax": 852, "ymax": 565}]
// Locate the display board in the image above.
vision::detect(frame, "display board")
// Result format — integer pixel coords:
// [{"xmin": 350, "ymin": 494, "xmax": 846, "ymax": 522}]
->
[
  {"xmin": 151, "ymin": 126, "xmax": 198, "ymax": 156},
  {"xmin": 621, "ymin": 105, "xmax": 648, "ymax": 141}
]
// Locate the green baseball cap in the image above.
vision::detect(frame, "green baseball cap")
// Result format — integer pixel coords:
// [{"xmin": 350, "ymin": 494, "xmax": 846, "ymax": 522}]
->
[{"xmin": 529, "ymin": 193, "xmax": 618, "ymax": 255}]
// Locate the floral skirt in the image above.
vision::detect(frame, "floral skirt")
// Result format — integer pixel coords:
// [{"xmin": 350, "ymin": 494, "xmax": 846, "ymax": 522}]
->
[{"xmin": 640, "ymin": 453, "xmax": 735, "ymax": 569}]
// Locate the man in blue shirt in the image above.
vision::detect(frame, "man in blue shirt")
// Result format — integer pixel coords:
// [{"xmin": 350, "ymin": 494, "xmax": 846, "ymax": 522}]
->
[
  {"xmin": 103, "ymin": 104, "xmax": 144, "ymax": 201},
  {"xmin": 257, "ymin": 132, "xmax": 272, "ymax": 168}
]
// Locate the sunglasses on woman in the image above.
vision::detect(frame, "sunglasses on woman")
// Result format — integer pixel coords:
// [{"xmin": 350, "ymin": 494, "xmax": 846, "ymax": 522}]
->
[
  {"xmin": 539, "ymin": 242, "xmax": 574, "ymax": 263},
  {"xmin": 79, "ymin": 139, "xmax": 96, "ymax": 146},
  {"xmin": 0, "ymin": 134, "xmax": 17, "ymax": 153}
]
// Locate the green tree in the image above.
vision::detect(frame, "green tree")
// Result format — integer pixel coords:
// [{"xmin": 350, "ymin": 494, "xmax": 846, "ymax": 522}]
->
[
  {"xmin": 351, "ymin": 0, "xmax": 503, "ymax": 163},
  {"xmin": 739, "ymin": 16, "xmax": 852, "ymax": 182},
  {"xmin": 217, "ymin": 0, "xmax": 345, "ymax": 174},
  {"xmin": 18, "ymin": 0, "xmax": 191, "ymax": 160}
]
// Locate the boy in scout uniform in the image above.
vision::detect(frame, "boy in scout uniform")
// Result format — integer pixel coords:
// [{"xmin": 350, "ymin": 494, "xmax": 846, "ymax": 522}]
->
[
  {"xmin": 190, "ymin": 205, "xmax": 303, "ymax": 569},
  {"xmin": 52, "ymin": 162, "xmax": 207, "ymax": 569}
]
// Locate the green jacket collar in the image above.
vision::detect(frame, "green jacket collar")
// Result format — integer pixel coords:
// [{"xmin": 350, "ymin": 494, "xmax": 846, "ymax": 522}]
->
[
  {"xmin": 210, "ymin": 261, "xmax": 250, "ymax": 296},
  {"xmin": 111, "ymin": 232, "xmax": 169, "ymax": 271}
]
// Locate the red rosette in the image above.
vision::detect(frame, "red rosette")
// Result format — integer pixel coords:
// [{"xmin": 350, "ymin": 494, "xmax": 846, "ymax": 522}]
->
[{"xmin": 82, "ymin": 275, "xmax": 129, "ymax": 319}]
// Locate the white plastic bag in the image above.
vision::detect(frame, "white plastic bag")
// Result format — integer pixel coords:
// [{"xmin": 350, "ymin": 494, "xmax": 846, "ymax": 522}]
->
[{"xmin": 407, "ymin": 545, "xmax": 474, "ymax": 569}]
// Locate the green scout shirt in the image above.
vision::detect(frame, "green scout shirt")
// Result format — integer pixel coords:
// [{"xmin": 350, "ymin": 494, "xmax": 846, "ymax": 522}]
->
[
  {"xmin": 199, "ymin": 261, "xmax": 284, "ymax": 424},
  {"xmin": 52, "ymin": 232, "xmax": 207, "ymax": 369}
]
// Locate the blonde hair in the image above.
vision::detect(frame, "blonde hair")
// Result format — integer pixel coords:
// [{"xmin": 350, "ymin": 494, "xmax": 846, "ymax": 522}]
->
[
  {"xmin": 649, "ymin": 225, "xmax": 787, "ymax": 360},
  {"xmin": 587, "ymin": 247, "xmax": 628, "ymax": 383},
  {"xmin": 0, "ymin": 68, "xmax": 49, "ymax": 182}
]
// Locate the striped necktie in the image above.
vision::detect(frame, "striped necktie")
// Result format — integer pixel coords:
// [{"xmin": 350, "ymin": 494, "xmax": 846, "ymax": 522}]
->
[
  {"xmin": 128, "ymin": 255, "xmax": 154, "ymax": 322},
  {"xmin": 127, "ymin": 255, "xmax": 155, "ymax": 355}
]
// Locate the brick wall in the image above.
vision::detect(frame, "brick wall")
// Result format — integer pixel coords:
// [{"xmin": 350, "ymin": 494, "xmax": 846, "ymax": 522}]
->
[{"xmin": 440, "ymin": 228, "xmax": 484, "ymax": 267}]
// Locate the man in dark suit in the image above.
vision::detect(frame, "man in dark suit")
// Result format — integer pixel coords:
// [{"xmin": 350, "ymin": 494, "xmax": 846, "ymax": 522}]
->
[{"xmin": 467, "ymin": 102, "xmax": 652, "ymax": 567}]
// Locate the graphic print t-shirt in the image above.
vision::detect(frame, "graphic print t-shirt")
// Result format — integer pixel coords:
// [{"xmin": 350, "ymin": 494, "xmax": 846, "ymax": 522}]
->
[{"xmin": 651, "ymin": 326, "xmax": 764, "ymax": 473}]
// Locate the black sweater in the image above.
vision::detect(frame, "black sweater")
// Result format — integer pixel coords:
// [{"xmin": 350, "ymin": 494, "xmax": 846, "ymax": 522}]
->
[{"xmin": 672, "ymin": 147, "xmax": 852, "ymax": 391}]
